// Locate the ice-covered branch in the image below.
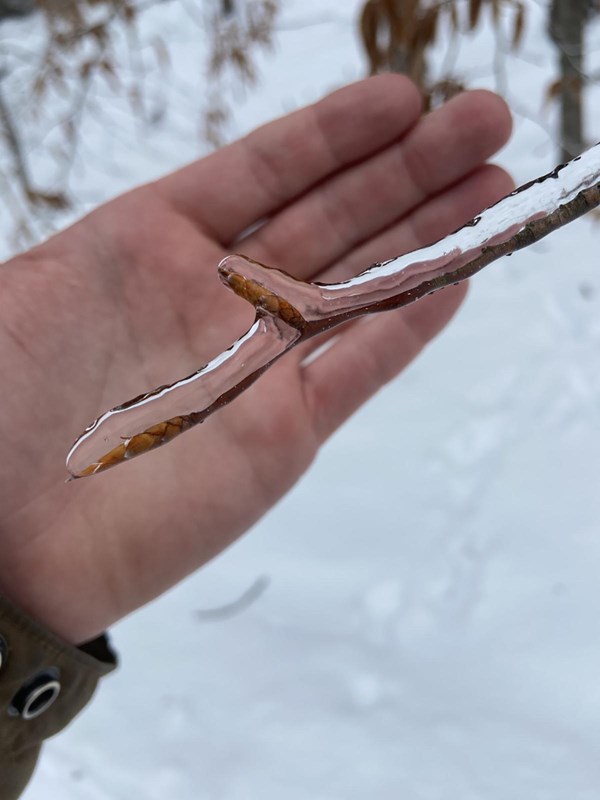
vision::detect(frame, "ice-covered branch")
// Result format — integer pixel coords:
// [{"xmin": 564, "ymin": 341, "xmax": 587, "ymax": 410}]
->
[{"xmin": 67, "ymin": 143, "xmax": 600, "ymax": 479}]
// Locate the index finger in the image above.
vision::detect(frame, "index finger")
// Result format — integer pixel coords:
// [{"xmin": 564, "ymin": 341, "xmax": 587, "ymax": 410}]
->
[{"xmin": 156, "ymin": 75, "xmax": 422, "ymax": 245}]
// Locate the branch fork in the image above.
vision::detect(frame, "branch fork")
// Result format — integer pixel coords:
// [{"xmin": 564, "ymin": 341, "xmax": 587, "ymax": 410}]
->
[{"xmin": 67, "ymin": 143, "xmax": 600, "ymax": 479}]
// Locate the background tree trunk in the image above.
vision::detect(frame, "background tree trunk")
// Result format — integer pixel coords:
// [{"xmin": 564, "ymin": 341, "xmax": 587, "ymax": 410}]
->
[
  {"xmin": 0, "ymin": 0, "xmax": 35, "ymax": 19},
  {"xmin": 550, "ymin": 0, "xmax": 588, "ymax": 161}
]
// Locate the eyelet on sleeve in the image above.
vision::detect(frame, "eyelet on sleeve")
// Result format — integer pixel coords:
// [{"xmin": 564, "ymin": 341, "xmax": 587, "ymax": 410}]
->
[{"xmin": 9, "ymin": 669, "xmax": 62, "ymax": 720}]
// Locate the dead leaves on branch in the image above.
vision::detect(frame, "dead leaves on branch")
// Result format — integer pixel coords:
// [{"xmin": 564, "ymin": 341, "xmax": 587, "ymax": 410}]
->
[
  {"xmin": 360, "ymin": 0, "xmax": 527, "ymax": 107},
  {"xmin": 1, "ymin": 0, "xmax": 144, "ymax": 234},
  {"xmin": 545, "ymin": 75, "xmax": 584, "ymax": 107},
  {"xmin": 32, "ymin": 0, "xmax": 141, "ymax": 103},
  {"xmin": 209, "ymin": 0, "xmax": 277, "ymax": 78},
  {"xmin": 0, "ymin": 0, "xmax": 280, "ymax": 245},
  {"xmin": 204, "ymin": 0, "xmax": 279, "ymax": 146}
]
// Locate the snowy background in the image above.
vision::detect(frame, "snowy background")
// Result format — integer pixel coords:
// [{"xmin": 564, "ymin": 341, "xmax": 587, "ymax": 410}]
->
[{"xmin": 5, "ymin": 0, "xmax": 600, "ymax": 797}]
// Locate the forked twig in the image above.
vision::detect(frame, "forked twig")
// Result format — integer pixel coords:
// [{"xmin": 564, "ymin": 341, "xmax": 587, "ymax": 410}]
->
[{"xmin": 67, "ymin": 143, "xmax": 600, "ymax": 479}]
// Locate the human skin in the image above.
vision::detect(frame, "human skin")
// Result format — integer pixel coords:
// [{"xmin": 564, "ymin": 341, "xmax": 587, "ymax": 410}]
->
[{"xmin": 0, "ymin": 76, "xmax": 513, "ymax": 643}]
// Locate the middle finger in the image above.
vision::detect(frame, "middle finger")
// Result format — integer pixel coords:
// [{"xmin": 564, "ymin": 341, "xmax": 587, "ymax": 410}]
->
[{"xmin": 241, "ymin": 90, "xmax": 512, "ymax": 281}]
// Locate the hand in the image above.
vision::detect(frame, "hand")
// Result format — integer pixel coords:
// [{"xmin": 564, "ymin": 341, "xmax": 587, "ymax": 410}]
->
[{"xmin": 0, "ymin": 76, "xmax": 512, "ymax": 642}]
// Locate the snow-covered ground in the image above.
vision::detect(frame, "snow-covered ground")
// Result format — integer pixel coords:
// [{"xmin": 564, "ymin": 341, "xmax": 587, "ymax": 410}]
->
[{"xmin": 6, "ymin": 1, "xmax": 600, "ymax": 797}]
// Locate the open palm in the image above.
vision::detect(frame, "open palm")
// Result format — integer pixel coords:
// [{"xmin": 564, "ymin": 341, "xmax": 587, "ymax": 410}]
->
[{"xmin": 0, "ymin": 77, "xmax": 512, "ymax": 643}]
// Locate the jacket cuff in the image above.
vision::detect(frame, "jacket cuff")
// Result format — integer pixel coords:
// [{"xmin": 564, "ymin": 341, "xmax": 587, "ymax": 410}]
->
[{"xmin": 0, "ymin": 595, "xmax": 117, "ymax": 800}]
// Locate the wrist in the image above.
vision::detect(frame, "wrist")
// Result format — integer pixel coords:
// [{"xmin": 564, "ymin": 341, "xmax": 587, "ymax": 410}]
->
[{"xmin": 0, "ymin": 566, "xmax": 87, "ymax": 646}]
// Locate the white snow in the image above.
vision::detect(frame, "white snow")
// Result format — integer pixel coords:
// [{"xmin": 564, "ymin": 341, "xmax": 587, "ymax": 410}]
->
[{"xmin": 6, "ymin": 1, "xmax": 600, "ymax": 797}]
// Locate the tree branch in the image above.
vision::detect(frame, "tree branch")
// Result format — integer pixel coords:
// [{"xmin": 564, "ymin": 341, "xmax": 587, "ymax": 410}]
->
[{"xmin": 68, "ymin": 142, "xmax": 600, "ymax": 479}]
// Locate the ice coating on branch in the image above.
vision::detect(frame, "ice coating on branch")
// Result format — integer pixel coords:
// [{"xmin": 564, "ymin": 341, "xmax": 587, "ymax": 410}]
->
[
  {"xmin": 220, "ymin": 144, "xmax": 600, "ymax": 322},
  {"xmin": 67, "ymin": 143, "xmax": 600, "ymax": 478},
  {"xmin": 325, "ymin": 149, "xmax": 600, "ymax": 289},
  {"xmin": 66, "ymin": 315, "xmax": 300, "ymax": 477}
]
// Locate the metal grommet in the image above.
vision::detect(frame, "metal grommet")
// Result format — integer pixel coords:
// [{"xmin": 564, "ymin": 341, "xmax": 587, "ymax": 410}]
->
[
  {"xmin": 10, "ymin": 669, "xmax": 61, "ymax": 720},
  {"xmin": 21, "ymin": 680, "xmax": 61, "ymax": 720},
  {"xmin": 0, "ymin": 635, "xmax": 6, "ymax": 672}
]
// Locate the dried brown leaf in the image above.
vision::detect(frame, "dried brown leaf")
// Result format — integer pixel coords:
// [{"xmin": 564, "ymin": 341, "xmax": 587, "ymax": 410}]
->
[
  {"xmin": 400, "ymin": 0, "xmax": 421, "ymax": 45},
  {"xmin": 122, "ymin": 5, "xmax": 136, "ymax": 23},
  {"xmin": 544, "ymin": 78, "xmax": 562, "ymax": 106},
  {"xmin": 382, "ymin": 0, "xmax": 401, "ymax": 27},
  {"xmin": 511, "ymin": 2, "xmax": 525, "ymax": 50},
  {"xmin": 469, "ymin": 0, "xmax": 483, "ymax": 30},
  {"xmin": 430, "ymin": 77, "xmax": 466, "ymax": 105},
  {"xmin": 88, "ymin": 23, "xmax": 108, "ymax": 45},
  {"xmin": 419, "ymin": 5, "xmax": 439, "ymax": 47},
  {"xmin": 79, "ymin": 60, "xmax": 94, "ymax": 81},
  {"xmin": 360, "ymin": 0, "xmax": 383, "ymax": 74},
  {"xmin": 100, "ymin": 58, "xmax": 119, "ymax": 89},
  {"xmin": 400, "ymin": 0, "xmax": 421, "ymax": 23},
  {"xmin": 25, "ymin": 189, "xmax": 70, "ymax": 210}
]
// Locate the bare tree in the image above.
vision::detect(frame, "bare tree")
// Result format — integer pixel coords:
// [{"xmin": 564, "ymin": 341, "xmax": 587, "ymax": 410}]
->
[{"xmin": 0, "ymin": 0, "xmax": 279, "ymax": 246}]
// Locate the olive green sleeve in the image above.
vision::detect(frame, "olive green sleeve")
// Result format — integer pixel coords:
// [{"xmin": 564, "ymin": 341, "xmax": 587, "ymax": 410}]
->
[{"xmin": 0, "ymin": 596, "xmax": 117, "ymax": 799}]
